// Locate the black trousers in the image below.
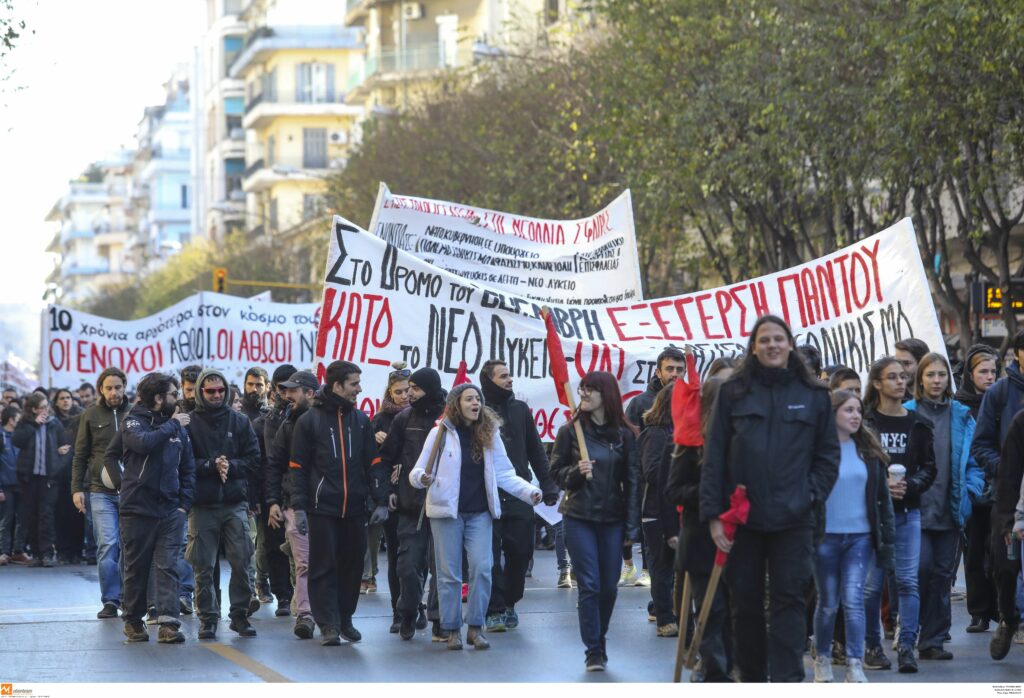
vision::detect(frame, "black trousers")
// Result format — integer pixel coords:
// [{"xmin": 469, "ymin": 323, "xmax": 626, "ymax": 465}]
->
[
  {"xmin": 726, "ymin": 526, "xmax": 813, "ymax": 683},
  {"xmin": 54, "ymin": 468, "xmax": 84, "ymax": 561},
  {"xmin": 487, "ymin": 516, "xmax": 534, "ymax": 614},
  {"xmin": 396, "ymin": 512, "xmax": 439, "ymax": 621},
  {"xmin": 18, "ymin": 474, "xmax": 57, "ymax": 559},
  {"xmin": 642, "ymin": 519, "xmax": 677, "ymax": 626},
  {"xmin": 383, "ymin": 512, "xmax": 400, "ymax": 613},
  {"xmin": 690, "ymin": 568, "xmax": 734, "ymax": 682},
  {"xmin": 121, "ymin": 511, "xmax": 184, "ymax": 625},
  {"xmin": 258, "ymin": 515, "xmax": 293, "ymax": 602},
  {"xmin": 965, "ymin": 504, "xmax": 998, "ymax": 622},
  {"xmin": 307, "ymin": 512, "xmax": 367, "ymax": 629}
]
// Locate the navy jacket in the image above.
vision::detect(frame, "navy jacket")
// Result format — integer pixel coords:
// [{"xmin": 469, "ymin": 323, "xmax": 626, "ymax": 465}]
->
[
  {"xmin": 115, "ymin": 405, "xmax": 196, "ymax": 517},
  {"xmin": 971, "ymin": 362, "xmax": 1024, "ymax": 480}
]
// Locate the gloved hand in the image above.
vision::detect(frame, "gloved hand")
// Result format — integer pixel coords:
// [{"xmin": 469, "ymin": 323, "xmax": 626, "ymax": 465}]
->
[
  {"xmin": 369, "ymin": 505, "xmax": 389, "ymax": 526},
  {"xmin": 293, "ymin": 510, "xmax": 308, "ymax": 536},
  {"xmin": 542, "ymin": 491, "xmax": 559, "ymax": 506}
]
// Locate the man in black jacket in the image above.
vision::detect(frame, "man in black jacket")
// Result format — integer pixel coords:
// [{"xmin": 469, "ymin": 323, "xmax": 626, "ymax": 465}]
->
[
  {"xmin": 184, "ymin": 368, "xmax": 262, "ymax": 640},
  {"xmin": 265, "ymin": 369, "xmax": 318, "ymax": 639},
  {"xmin": 378, "ymin": 367, "xmax": 446, "ymax": 641},
  {"xmin": 290, "ymin": 360, "xmax": 389, "ymax": 645},
  {"xmin": 480, "ymin": 361, "xmax": 559, "ymax": 632},
  {"xmin": 71, "ymin": 367, "xmax": 130, "ymax": 619},
  {"xmin": 115, "ymin": 372, "xmax": 195, "ymax": 644}
]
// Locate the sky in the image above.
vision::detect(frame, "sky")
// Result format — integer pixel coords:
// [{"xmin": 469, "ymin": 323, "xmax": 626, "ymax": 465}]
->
[{"xmin": 0, "ymin": 0, "xmax": 203, "ymax": 371}]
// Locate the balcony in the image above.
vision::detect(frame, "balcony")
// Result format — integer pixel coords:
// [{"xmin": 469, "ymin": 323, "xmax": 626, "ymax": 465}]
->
[
  {"xmin": 46, "ymin": 231, "xmax": 61, "ymax": 254},
  {"xmin": 64, "ymin": 263, "xmax": 111, "ymax": 277},
  {"xmin": 242, "ymin": 90, "xmax": 362, "ymax": 130},
  {"xmin": 60, "ymin": 226, "xmax": 95, "ymax": 245},
  {"xmin": 242, "ymin": 157, "xmax": 331, "ymax": 193},
  {"xmin": 344, "ymin": 0, "xmax": 384, "ymax": 26},
  {"xmin": 229, "ymin": 26, "xmax": 363, "ymax": 79},
  {"xmin": 346, "ymin": 42, "xmax": 477, "ymax": 100}
]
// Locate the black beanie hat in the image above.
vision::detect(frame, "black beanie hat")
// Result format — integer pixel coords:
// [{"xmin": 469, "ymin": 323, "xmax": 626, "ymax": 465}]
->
[{"xmin": 409, "ymin": 367, "xmax": 442, "ymax": 399}]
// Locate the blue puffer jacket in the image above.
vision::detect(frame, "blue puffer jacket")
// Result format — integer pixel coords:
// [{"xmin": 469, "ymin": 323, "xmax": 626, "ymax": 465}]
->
[{"xmin": 905, "ymin": 398, "xmax": 984, "ymax": 528}]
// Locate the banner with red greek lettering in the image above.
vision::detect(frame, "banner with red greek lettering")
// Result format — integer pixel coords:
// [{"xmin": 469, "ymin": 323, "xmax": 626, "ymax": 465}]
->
[
  {"xmin": 40, "ymin": 293, "xmax": 319, "ymax": 389},
  {"xmin": 368, "ymin": 184, "xmax": 644, "ymax": 305},
  {"xmin": 315, "ymin": 216, "xmax": 943, "ymax": 439}
]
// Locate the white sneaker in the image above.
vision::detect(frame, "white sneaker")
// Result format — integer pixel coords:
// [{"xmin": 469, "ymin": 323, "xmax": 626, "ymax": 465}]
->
[
  {"xmin": 1014, "ymin": 629, "xmax": 1024, "ymax": 645},
  {"xmin": 845, "ymin": 659, "xmax": 868, "ymax": 683},
  {"xmin": 813, "ymin": 656, "xmax": 834, "ymax": 683},
  {"xmin": 635, "ymin": 569, "xmax": 651, "ymax": 587},
  {"xmin": 618, "ymin": 564, "xmax": 639, "ymax": 587}
]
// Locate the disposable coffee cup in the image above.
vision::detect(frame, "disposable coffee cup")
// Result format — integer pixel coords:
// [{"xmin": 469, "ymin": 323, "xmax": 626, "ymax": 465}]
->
[{"xmin": 888, "ymin": 464, "xmax": 906, "ymax": 484}]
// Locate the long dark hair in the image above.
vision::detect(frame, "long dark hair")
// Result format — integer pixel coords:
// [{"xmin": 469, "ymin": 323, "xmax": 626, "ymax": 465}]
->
[
  {"xmin": 642, "ymin": 382, "xmax": 674, "ymax": 428},
  {"xmin": 832, "ymin": 389, "xmax": 889, "ymax": 466},
  {"xmin": 863, "ymin": 356, "xmax": 902, "ymax": 413},
  {"xmin": 575, "ymin": 371, "xmax": 638, "ymax": 436},
  {"xmin": 725, "ymin": 314, "xmax": 819, "ymax": 397}
]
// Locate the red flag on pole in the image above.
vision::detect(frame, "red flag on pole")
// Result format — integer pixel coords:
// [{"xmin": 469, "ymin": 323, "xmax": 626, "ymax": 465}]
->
[
  {"xmin": 452, "ymin": 360, "xmax": 471, "ymax": 388},
  {"xmin": 673, "ymin": 352, "xmax": 703, "ymax": 446},
  {"xmin": 543, "ymin": 309, "xmax": 571, "ymax": 406},
  {"xmin": 714, "ymin": 485, "xmax": 750, "ymax": 566}
]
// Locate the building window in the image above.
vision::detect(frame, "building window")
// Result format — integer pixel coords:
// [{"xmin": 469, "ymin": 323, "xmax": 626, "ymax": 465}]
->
[
  {"xmin": 296, "ymin": 63, "xmax": 336, "ymax": 103},
  {"xmin": 303, "ymin": 128, "xmax": 327, "ymax": 168},
  {"xmin": 546, "ymin": 0, "xmax": 559, "ymax": 24},
  {"xmin": 267, "ymin": 135, "xmax": 275, "ymax": 167},
  {"xmin": 269, "ymin": 198, "xmax": 278, "ymax": 233},
  {"xmin": 303, "ymin": 194, "xmax": 325, "ymax": 220},
  {"xmin": 436, "ymin": 15, "xmax": 458, "ymax": 68},
  {"xmin": 181, "ymin": 184, "xmax": 190, "ymax": 209}
]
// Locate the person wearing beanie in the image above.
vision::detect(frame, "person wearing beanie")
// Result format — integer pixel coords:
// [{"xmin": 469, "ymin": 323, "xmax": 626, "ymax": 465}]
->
[
  {"xmin": 378, "ymin": 366, "xmax": 446, "ymax": 640},
  {"xmin": 479, "ymin": 361, "xmax": 559, "ymax": 633},
  {"xmin": 410, "ymin": 382, "xmax": 542, "ymax": 650},
  {"xmin": 184, "ymin": 368, "xmax": 262, "ymax": 640},
  {"xmin": 289, "ymin": 360, "xmax": 390, "ymax": 646}
]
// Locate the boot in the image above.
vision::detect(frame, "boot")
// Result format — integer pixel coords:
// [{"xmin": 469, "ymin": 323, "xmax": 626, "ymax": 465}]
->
[
  {"xmin": 467, "ymin": 625, "xmax": 490, "ymax": 650},
  {"xmin": 447, "ymin": 628, "xmax": 463, "ymax": 650}
]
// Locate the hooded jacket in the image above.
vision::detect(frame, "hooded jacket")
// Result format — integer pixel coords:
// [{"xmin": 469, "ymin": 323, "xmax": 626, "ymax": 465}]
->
[
  {"xmin": 72, "ymin": 394, "xmax": 131, "ymax": 495},
  {"xmin": 265, "ymin": 402, "xmax": 305, "ymax": 509},
  {"xmin": 480, "ymin": 374, "xmax": 557, "ymax": 518},
  {"xmin": 625, "ymin": 376, "xmax": 663, "ymax": 429},
  {"xmin": 186, "ymin": 369, "xmax": 261, "ymax": 507},
  {"xmin": 993, "ymin": 409, "xmax": 1024, "ymax": 571},
  {"xmin": 115, "ymin": 403, "xmax": 196, "ymax": 517},
  {"xmin": 954, "ymin": 345, "xmax": 999, "ymax": 420},
  {"xmin": 13, "ymin": 414, "xmax": 72, "ymax": 478},
  {"xmin": 379, "ymin": 388, "xmax": 447, "ymax": 517},
  {"xmin": 972, "ymin": 361, "xmax": 1024, "ymax": 479},
  {"xmin": 409, "ymin": 416, "xmax": 540, "ymax": 520},
  {"xmin": 289, "ymin": 387, "xmax": 387, "ymax": 518}
]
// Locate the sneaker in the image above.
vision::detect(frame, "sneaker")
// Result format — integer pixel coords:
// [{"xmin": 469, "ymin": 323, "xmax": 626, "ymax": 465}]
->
[
  {"xmin": 294, "ymin": 615, "xmax": 315, "ymax": 639},
  {"xmin": 635, "ymin": 569, "xmax": 652, "ymax": 587},
  {"xmin": 360, "ymin": 580, "xmax": 369, "ymax": 594},
  {"xmin": 618, "ymin": 563, "xmax": 639, "ymax": 587},
  {"xmin": 275, "ymin": 599, "xmax": 290, "ymax": 617},
  {"xmin": 991, "ymin": 622, "xmax": 1018, "ymax": 660},
  {"xmin": 557, "ymin": 569, "xmax": 572, "ymax": 588},
  {"xmin": 123, "ymin": 620, "xmax": 149, "ymax": 643},
  {"xmin": 416, "ymin": 606, "xmax": 428, "ymax": 630},
  {"xmin": 158, "ymin": 624, "xmax": 185, "ymax": 643},
  {"xmin": 647, "ymin": 600, "xmax": 657, "ymax": 622},
  {"xmin": 389, "ymin": 615, "xmax": 402, "ymax": 634},
  {"xmin": 505, "ymin": 608, "xmax": 519, "ymax": 630},
  {"xmin": 258, "ymin": 589, "xmax": 273, "ymax": 604},
  {"xmin": 813, "ymin": 656, "xmax": 834, "ymax": 683},
  {"xmin": 585, "ymin": 653, "xmax": 606, "ymax": 672},
  {"xmin": 919, "ymin": 646, "xmax": 953, "ymax": 660},
  {"xmin": 467, "ymin": 625, "xmax": 490, "ymax": 650},
  {"xmin": 967, "ymin": 616, "xmax": 990, "ymax": 633},
  {"xmin": 1014, "ymin": 629, "xmax": 1024, "ymax": 645},
  {"xmin": 8, "ymin": 552, "xmax": 30, "ymax": 565},
  {"xmin": 198, "ymin": 620, "xmax": 218, "ymax": 640},
  {"xmin": 247, "ymin": 596, "xmax": 261, "ymax": 617},
  {"xmin": 400, "ymin": 615, "xmax": 416, "ymax": 640},
  {"xmin": 485, "ymin": 612, "xmax": 507, "ymax": 633},
  {"xmin": 432, "ymin": 620, "xmax": 447, "ymax": 642},
  {"xmin": 863, "ymin": 646, "xmax": 891, "ymax": 670},
  {"xmin": 831, "ymin": 641, "xmax": 846, "ymax": 666},
  {"xmin": 229, "ymin": 617, "xmax": 257, "ymax": 637},
  {"xmin": 447, "ymin": 629, "xmax": 463, "ymax": 650},
  {"xmin": 0, "ymin": 553, "xmax": 8, "ymax": 565},
  {"xmin": 950, "ymin": 589, "xmax": 966, "ymax": 602},
  {"xmin": 366, "ymin": 576, "xmax": 377, "ymax": 593},
  {"xmin": 845, "ymin": 659, "xmax": 868, "ymax": 683},
  {"xmin": 146, "ymin": 606, "xmax": 158, "ymax": 625},
  {"xmin": 179, "ymin": 596, "xmax": 194, "ymax": 615},
  {"xmin": 97, "ymin": 602, "xmax": 120, "ymax": 619},
  {"xmin": 321, "ymin": 626, "xmax": 341, "ymax": 646},
  {"xmin": 897, "ymin": 645, "xmax": 918, "ymax": 673},
  {"xmin": 657, "ymin": 622, "xmax": 679, "ymax": 638},
  {"xmin": 339, "ymin": 620, "xmax": 362, "ymax": 643},
  {"xmin": 461, "ymin": 583, "xmax": 469, "ymax": 603}
]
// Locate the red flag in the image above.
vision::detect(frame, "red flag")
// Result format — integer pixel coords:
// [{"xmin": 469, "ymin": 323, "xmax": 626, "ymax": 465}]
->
[
  {"xmin": 714, "ymin": 485, "xmax": 751, "ymax": 566},
  {"xmin": 543, "ymin": 309, "xmax": 571, "ymax": 406},
  {"xmin": 673, "ymin": 353, "xmax": 703, "ymax": 446},
  {"xmin": 452, "ymin": 360, "xmax": 472, "ymax": 388}
]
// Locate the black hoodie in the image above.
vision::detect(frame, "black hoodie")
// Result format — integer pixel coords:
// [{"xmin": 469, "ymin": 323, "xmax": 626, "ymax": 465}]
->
[
  {"xmin": 378, "ymin": 387, "xmax": 447, "ymax": 517},
  {"xmin": 625, "ymin": 376, "xmax": 664, "ymax": 429},
  {"xmin": 290, "ymin": 387, "xmax": 387, "ymax": 518}
]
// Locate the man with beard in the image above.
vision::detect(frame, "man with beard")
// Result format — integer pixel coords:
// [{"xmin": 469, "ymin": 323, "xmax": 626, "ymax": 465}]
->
[
  {"xmin": 266, "ymin": 369, "xmax": 319, "ymax": 638},
  {"xmin": 115, "ymin": 373, "xmax": 195, "ymax": 643},
  {"xmin": 378, "ymin": 367, "xmax": 446, "ymax": 641},
  {"xmin": 71, "ymin": 367, "xmax": 131, "ymax": 620},
  {"xmin": 180, "ymin": 365, "xmax": 202, "ymax": 413},
  {"xmin": 289, "ymin": 360, "xmax": 389, "ymax": 645},
  {"xmin": 185, "ymin": 369, "xmax": 262, "ymax": 640},
  {"xmin": 480, "ymin": 361, "xmax": 559, "ymax": 632}
]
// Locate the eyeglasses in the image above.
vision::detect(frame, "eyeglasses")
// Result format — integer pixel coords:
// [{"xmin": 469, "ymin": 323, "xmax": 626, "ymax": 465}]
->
[
  {"xmin": 203, "ymin": 387, "xmax": 226, "ymax": 395},
  {"xmin": 578, "ymin": 386, "xmax": 600, "ymax": 396},
  {"xmin": 389, "ymin": 368, "xmax": 412, "ymax": 379}
]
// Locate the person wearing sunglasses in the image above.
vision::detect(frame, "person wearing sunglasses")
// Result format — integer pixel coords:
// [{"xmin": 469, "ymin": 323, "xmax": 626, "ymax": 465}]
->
[{"xmin": 183, "ymin": 368, "xmax": 262, "ymax": 641}]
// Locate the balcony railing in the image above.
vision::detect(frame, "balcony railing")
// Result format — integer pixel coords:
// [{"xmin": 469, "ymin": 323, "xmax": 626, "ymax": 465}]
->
[
  {"xmin": 347, "ymin": 42, "xmax": 476, "ymax": 91},
  {"xmin": 244, "ymin": 158, "xmax": 265, "ymax": 178},
  {"xmin": 244, "ymin": 90, "xmax": 348, "ymax": 116}
]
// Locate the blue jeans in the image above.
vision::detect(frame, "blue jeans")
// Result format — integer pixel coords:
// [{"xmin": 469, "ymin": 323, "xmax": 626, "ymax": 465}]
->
[
  {"xmin": 864, "ymin": 509, "xmax": 921, "ymax": 649},
  {"xmin": 430, "ymin": 512, "xmax": 493, "ymax": 631},
  {"xmin": 814, "ymin": 532, "xmax": 872, "ymax": 660},
  {"xmin": 564, "ymin": 517, "xmax": 623, "ymax": 659},
  {"xmin": 90, "ymin": 493, "xmax": 122, "ymax": 605}
]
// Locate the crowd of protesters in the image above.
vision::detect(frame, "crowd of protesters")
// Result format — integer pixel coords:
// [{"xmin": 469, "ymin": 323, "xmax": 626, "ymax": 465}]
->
[{"xmin": 3, "ymin": 315, "xmax": 1024, "ymax": 681}]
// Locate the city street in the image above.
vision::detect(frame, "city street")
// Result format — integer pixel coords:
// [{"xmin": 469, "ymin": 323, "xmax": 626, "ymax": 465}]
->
[{"xmin": 2, "ymin": 548, "xmax": 1022, "ymax": 684}]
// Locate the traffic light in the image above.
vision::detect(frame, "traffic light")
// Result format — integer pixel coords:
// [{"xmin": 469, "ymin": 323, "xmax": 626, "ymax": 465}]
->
[{"xmin": 213, "ymin": 267, "xmax": 228, "ymax": 293}]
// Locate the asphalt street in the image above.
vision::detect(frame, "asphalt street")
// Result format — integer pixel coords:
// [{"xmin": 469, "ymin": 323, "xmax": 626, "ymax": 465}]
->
[{"xmin": 2, "ymin": 549, "xmax": 1023, "ymax": 683}]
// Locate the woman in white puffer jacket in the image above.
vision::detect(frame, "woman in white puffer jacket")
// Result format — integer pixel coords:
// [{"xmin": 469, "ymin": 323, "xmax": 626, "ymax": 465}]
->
[{"xmin": 410, "ymin": 383, "xmax": 541, "ymax": 651}]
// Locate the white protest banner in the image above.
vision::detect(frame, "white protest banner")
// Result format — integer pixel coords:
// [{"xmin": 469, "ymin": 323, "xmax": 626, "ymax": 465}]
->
[
  {"xmin": 367, "ymin": 184, "xmax": 644, "ymax": 305},
  {"xmin": 41, "ymin": 292, "xmax": 319, "ymax": 388},
  {"xmin": 315, "ymin": 216, "xmax": 944, "ymax": 440}
]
